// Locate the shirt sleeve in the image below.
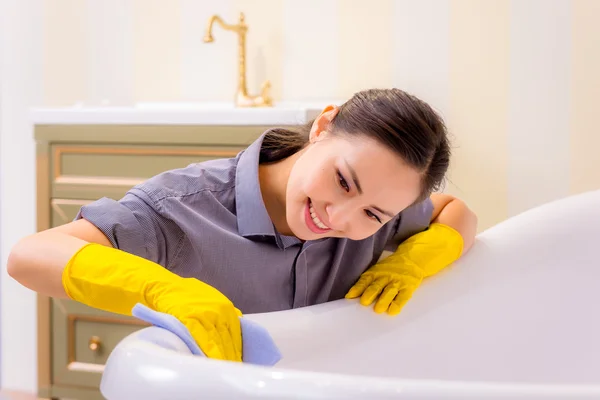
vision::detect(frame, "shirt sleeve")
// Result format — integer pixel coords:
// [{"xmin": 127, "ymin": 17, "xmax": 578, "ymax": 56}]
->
[
  {"xmin": 384, "ymin": 197, "xmax": 434, "ymax": 252},
  {"xmin": 74, "ymin": 186, "xmax": 184, "ymax": 269}
]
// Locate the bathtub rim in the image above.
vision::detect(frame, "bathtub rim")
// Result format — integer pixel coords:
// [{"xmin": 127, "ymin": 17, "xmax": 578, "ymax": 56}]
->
[{"xmin": 100, "ymin": 324, "xmax": 600, "ymax": 400}]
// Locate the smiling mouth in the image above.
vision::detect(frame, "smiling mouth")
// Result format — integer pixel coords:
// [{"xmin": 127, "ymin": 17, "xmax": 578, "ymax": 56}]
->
[{"xmin": 306, "ymin": 199, "xmax": 331, "ymax": 233}]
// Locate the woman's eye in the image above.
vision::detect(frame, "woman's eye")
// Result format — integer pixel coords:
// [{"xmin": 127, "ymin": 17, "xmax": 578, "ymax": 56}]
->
[
  {"xmin": 365, "ymin": 210, "xmax": 382, "ymax": 224},
  {"xmin": 337, "ymin": 171, "xmax": 350, "ymax": 192}
]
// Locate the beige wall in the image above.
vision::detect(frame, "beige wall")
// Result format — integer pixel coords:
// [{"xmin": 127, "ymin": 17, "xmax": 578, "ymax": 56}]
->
[
  {"xmin": 41, "ymin": 0, "xmax": 600, "ymax": 231},
  {"xmin": 571, "ymin": 0, "xmax": 600, "ymax": 196}
]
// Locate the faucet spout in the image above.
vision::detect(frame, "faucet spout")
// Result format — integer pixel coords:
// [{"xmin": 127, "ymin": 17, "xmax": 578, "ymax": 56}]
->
[
  {"xmin": 203, "ymin": 12, "xmax": 272, "ymax": 107},
  {"xmin": 203, "ymin": 13, "xmax": 245, "ymax": 42}
]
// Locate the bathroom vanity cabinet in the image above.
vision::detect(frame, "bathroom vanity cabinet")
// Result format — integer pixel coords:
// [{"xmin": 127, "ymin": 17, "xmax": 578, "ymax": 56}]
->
[{"xmin": 32, "ymin": 104, "xmax": 323, "ymax": 399}]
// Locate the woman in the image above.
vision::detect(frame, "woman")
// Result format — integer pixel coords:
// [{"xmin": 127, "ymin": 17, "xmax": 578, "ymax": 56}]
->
[{"xmin": 8, "ymin": 88, "xmax": 477, "ymax": 363}]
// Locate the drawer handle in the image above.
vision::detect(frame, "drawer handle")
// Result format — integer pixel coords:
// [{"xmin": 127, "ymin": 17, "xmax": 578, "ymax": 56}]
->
[{"xmin": 89, "ymin": 336, "xmax": 102, "ymax": 352}]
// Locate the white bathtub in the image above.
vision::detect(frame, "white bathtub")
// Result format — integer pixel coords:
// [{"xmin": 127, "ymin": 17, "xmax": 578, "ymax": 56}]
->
[{"xmin": 100, "ymin": 190, "xmax": 600, "ymax": 399}]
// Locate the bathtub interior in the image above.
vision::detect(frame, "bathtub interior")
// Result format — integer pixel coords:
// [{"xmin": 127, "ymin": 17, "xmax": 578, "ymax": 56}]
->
[{"xmin": 100, "ymin": 190, "xmax": 600, "ymax": 398}]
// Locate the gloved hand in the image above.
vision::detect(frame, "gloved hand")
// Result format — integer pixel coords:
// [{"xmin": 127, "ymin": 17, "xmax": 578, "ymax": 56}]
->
[
  {"xmin": 345, "ymin": 223, "xmax": 464, "ymax": 315},
  {"xmin": 62, "ymin": 243, "xmax": 242, "ymax": 361}
]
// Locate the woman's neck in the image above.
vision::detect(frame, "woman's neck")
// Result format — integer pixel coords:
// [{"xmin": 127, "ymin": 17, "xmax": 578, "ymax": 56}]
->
[{"xmin": 258, "ymin": 150, "xmax": 302, "ymax": 237}]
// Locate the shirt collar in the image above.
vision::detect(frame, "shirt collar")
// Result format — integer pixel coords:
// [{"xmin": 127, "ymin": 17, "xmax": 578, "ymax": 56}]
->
[{"xmin": 235, "ymin": 131, "xmax": 302, "ymax": 249}]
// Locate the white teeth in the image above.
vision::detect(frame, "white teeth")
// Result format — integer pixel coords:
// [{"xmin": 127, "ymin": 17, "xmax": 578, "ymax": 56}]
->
[{"xmin": 309, "ymin": 202, "xmax": 329, "ymax": 230}]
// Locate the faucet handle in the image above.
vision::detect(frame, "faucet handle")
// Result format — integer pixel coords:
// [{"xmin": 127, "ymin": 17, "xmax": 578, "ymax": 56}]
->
[{"xmin": 260, "ymin": 80, "xmax": 273, "ymax": 106}]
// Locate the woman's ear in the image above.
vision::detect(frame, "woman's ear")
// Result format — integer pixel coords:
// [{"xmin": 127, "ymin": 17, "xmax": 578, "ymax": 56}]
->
[{"xmin": 309, "ymin": 105, "xmax": 340, "ymax": 143}]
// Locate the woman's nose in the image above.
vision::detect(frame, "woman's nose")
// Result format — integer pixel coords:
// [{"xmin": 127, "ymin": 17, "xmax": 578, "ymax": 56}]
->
[{"xmin": 325, "ymin": 204, "xmax": 351, "ymax": 232}]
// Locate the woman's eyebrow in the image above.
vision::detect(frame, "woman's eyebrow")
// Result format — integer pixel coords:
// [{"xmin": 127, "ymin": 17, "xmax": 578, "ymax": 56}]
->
[{"xmin": 343, "ymin": 158, "xmax": 395, "ymax": 218}]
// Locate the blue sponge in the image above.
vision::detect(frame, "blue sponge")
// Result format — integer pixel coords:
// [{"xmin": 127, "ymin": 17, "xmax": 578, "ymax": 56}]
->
[{"xmin": 132, "ymin": 303, "xmax": 281, "ymax": 366}]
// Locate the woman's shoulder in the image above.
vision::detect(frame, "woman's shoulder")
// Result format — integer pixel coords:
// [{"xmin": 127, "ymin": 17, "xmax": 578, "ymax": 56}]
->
[{"xmin": 130, "ymin": 156, "xmax": 240, "ymax": 204}]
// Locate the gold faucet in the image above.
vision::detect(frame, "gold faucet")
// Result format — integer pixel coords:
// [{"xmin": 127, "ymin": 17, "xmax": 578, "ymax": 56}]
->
[{"xmin": 203, "ymin": 12, "xmax": 273, "ymax": 107}]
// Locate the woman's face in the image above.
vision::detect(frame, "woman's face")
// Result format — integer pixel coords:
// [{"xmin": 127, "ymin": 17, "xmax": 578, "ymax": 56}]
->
[{"xmin": 285, "ymin": 110, "xmax": 423, "ymax": 241}]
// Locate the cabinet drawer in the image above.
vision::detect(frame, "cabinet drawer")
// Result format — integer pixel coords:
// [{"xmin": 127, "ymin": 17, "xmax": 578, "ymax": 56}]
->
[
  {"xmin": 50, "ymin": 143, "xmax": 244, "ymax": 200},
  {"xmin": 51, "ymin": 298, "xmax": 148, "ymax": 389},
  {"xmin": 51, "ymin": 199, "xmax": 92, "ymax": 227}
]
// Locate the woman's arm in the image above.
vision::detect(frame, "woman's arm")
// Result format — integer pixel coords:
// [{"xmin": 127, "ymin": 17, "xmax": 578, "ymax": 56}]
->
[
  {"xmin": 7, "ymin": 219, "xmax": 113, "ymax": 298},
  {"xmin": 429, "ymin": 193, "xmax": 478, "ymax": 254},
  {"xmin": 9, "ymin": 214, "xmax": 243, "ymax": 361}
]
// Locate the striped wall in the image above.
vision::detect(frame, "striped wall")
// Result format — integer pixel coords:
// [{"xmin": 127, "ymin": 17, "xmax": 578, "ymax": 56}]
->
[
  {"xmin": 42, "ymin": 0, "xmax": 600, "ymax": 231},
  {"xmin": 448, "ymin": 0, "xmax": 509, "ymax": 231},
  {"xmin": 571, "ymin": 0, "xmax": 600, "ymax": 197}
]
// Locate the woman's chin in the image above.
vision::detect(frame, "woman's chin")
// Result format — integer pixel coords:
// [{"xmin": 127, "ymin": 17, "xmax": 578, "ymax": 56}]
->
[
  {"xmin": 288, "ymin": 227, "xmax": 311, "ymax": 241},
  {"xmin": 286, "ymin": 222, "xmax": 318, "ymax": 241}
]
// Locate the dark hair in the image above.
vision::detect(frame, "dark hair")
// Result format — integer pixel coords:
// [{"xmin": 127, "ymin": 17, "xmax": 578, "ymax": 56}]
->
[{"xmin": 261, "ymin": 88, "xmax": 450, "ymax": 204}]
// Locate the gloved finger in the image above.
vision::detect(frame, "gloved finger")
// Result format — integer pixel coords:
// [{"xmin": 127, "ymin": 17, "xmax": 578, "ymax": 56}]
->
[
  {"xmin": 205, "ymin": 324, "xmax": 228, "ymax": 360},
  {"xmin": 198, "ymin": 312, "xmax": 235, "ymax": 361},
  {"xmin": 187, "ymin": 318, "xmax": 226, "ymax": 360},
  {"xmin": 345, "ymin": 274, "xmax": 374, "ymax": 299},
  {"xmin": 230, "ymin": 315, "xmax": 243, "ymax": 362},
  {"xmin": 216, "ymin": 323, "xmax": 234, "ymax": 361},
  {"xmin": 217, "ymin": 322, "xmax": 241, "ymax": 362},
  {"xmin": 360, "ymin": 276, "xmax": 390, "ymax": 306},
  {"xmin": 374, "ymin": 281, "xmax": 401, "ymax": 313},
  {"xmin": 387, "ymin": 289, "xmax": 414, "ymax": 316}
]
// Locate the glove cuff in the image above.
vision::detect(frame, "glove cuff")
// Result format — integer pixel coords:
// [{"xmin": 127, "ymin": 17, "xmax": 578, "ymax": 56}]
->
[
  {"xmin": 396, "ymin": 222, "xmax": 464, "ymax": 278},
  {"xmin": 62, "ymin": 243, "xmax": 176, "ymax": 315}
]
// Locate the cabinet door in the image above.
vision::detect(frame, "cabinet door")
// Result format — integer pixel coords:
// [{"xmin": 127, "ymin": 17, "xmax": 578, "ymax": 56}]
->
[{"xmin": 51, "ymin": 298, "xmax": 148, "ymax": 389}]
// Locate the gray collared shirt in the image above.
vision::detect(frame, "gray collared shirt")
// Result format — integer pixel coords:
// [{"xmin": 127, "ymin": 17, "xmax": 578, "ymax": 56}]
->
[{"xmin": 75, "ymin": 131, "xmax": 433, "ymax": 313}]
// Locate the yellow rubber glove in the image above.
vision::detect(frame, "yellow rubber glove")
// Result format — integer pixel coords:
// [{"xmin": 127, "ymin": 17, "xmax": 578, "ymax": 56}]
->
[
  {"xmin": 345, "ymin": 223, "xmax": 464, "ymax": 315},
  {"xmin": 62, "ymin": 243, "xmax": 242, "ymax": 361}
]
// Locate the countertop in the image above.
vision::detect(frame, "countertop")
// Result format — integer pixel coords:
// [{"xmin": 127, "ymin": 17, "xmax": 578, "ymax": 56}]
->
[{"xmin": 30, "ymin": 101, "xmax": 339, "ymax": 126}]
